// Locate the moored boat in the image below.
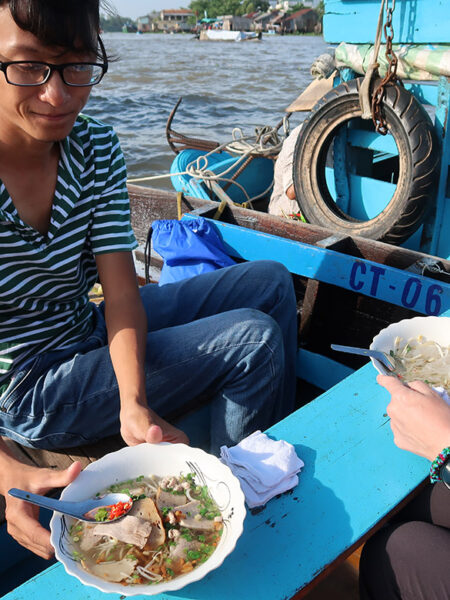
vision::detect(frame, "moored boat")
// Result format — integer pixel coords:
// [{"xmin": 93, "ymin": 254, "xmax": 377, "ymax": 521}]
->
[{"xmin": 198, "ymin": 30, "xmax": 261, "ymax": 42}]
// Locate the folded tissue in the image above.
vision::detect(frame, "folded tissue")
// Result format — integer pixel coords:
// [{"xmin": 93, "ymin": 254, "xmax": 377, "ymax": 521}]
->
[{"xmin": 220, "ymin": 430, "xmax": 304, "ymax": 509}]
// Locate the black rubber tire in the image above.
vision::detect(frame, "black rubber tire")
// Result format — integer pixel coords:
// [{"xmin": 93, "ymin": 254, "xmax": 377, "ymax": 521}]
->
[{"xmin": 293, "ymin": 78, "xmax": 441, "ymax": 244}]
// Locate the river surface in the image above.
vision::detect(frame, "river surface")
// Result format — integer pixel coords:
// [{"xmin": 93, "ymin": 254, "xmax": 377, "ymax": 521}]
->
[{"xmin": 86, "ymin": 32, "xmax": 331, "ymax": 189}]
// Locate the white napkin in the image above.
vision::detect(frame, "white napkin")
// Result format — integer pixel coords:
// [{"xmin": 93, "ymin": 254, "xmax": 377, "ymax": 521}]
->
[{"xmin": 220, "ymin": 431, "xmax": 304, "ymax": 509}]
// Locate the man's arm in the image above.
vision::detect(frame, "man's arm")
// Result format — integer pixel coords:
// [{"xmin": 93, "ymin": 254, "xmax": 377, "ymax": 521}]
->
[
  {"xmin": 95, "ymin": 251, "xmax": 188, "ymax": 446},
  {"xmin": 0, "ymin": 438, "xmax": 81, "ymax": 558}
]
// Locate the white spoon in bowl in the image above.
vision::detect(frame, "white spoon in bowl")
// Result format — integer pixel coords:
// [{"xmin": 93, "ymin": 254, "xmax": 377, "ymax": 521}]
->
[{"xmin": 8, "ymin": 488, "xmax": 133, "ymax": 522}]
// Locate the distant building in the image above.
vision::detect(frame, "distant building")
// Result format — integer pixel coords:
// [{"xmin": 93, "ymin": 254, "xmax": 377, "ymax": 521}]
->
[
  {"xmin": 282, "ymin": 8, "xmax": 319, "ymax": 32},
  {"xmin": 243, "ymin": 11, "xmax": 260, "ymax": 21},
  {"xmin": 158, "ymin": 9, "xmax": 195, "ymax": 31},
  {"xmin": 221, "ymin": 15, "xmax": 252, "ymax": 31},
  {"xmin": 269, "ymin": 12, "xmax": 285, "ymax": 32},
  {"xmin": 252, "ymin": 10, "xmax": 282, "ymax": 31},
  {"xmin": 269, "ymin": 0, "xmax": 321, "ymax": 7},
  {"xmin": 136, "ymin": 15, "xmax": 152, "ymax": 32}
]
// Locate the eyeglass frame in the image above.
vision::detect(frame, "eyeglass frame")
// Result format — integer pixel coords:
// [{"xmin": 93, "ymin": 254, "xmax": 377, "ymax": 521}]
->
[{"xmin": 0, "ymin": 37, "xmax": 108, "ymax": 87}]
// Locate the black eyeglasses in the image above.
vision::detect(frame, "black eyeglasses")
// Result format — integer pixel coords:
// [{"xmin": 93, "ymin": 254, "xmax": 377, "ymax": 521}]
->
[
  {"xmin": 0, "ymin": 60, "xmax": 108, "ymax": 87},
  {"xmin": 0, "ymin": 38, "xmax": 108, "ymax": 87}
]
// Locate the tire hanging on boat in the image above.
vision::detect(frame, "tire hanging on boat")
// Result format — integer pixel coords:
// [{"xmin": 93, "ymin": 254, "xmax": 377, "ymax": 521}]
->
[{"xmin": 292, "ymin": 77, "xmax": 441, "ymax": 245}]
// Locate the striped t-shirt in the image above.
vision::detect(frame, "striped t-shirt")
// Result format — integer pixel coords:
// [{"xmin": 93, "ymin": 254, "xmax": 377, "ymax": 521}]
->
[{"xmin": 0, "ymin": 115, "xmax": 138, "ymax": 393}]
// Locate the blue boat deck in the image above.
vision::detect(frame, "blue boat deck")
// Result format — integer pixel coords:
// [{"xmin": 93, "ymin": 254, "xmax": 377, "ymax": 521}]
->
[
  {"xmin": 3, "ymin": 364, "xmax": 430, "ymax": 600},
  {"xmin": 5, "ymin": 191, "xmax": 450, "ymax": 598}
]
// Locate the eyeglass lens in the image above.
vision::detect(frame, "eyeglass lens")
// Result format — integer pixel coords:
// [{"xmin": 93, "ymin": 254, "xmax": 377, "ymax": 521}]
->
[{"xmin": 6, "ymin": 62, "xmax": 104, "ymax": 86}]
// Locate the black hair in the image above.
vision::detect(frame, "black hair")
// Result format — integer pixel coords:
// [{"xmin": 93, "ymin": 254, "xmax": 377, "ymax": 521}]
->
[{"xmin": 1, "ymin": 0, "xmax": 107, "ymax": 60}]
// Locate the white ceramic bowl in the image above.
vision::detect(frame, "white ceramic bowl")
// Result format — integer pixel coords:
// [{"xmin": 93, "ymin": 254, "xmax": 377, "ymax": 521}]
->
[
  {"xmin": 370, "ymin": 316, "xmax": 450, "ymax": 375},
  {"xmin": 50, "ymin": 443, "xmax": 246, "ymax": 596}
]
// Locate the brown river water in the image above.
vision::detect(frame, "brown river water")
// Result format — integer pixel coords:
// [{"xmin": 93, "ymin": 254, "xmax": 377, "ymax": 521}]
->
[{"xmin": 86, "ymin": 32, "xmax": 332, "ymax": 189}]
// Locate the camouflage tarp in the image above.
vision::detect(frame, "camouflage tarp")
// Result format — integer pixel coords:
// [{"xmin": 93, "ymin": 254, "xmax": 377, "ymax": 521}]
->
[{"xmin": 335, "ymin": 43, "xmax": 450, "ymax": 81}]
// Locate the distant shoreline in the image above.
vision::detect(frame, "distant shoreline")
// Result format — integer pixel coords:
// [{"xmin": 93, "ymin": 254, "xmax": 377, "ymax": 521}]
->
[{"xmin": 103, "ymin": 29, "xmax": 323, "ymax": 37}]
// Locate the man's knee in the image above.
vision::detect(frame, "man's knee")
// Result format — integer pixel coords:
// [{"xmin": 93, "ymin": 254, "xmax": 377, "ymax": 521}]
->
[
  {"xmin": 246, "ymin": 259, "xmax": 291, "ymax": 282},
  {"xmin": 232, "ymin": 308, "xmax": 283, "ymax": 346},
  {"xmin": 243, "ymin": 260, "xmax": 294, "ymax": 299}
]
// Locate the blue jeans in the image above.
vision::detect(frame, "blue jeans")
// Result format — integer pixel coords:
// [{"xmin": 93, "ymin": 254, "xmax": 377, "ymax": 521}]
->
[{"xmin": 0, "ymin": 261, "xmax": 297, "ymax": 454}]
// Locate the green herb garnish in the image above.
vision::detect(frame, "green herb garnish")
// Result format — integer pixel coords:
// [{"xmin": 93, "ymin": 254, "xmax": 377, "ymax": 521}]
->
[{"xmin": 94, "ymin": 508, "xmax": 109, "ymax": 522}]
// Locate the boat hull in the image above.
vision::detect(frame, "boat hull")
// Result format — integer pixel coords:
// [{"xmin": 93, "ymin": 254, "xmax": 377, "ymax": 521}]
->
[
  {"xmin": 199, "ymin": 30, "xmax": 260, "ymax": 42},
  {"xmin": 170, "ymin": 148, "xmax": 274, "ymax": 204}
]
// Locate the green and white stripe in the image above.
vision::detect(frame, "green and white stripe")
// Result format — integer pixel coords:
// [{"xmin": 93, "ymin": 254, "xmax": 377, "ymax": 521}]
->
[{"xmin": 0, "ymin": 115, "xmax": 137, "ymax": 392}]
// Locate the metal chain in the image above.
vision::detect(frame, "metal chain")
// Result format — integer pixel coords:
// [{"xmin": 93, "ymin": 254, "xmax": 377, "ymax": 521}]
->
[{"xmin": 371, "ymin": 0, "xmax": 399, "ymax": 135}]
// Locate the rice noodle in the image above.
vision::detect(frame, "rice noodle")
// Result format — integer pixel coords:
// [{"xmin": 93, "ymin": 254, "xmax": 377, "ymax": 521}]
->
[
  {"xmin": 392, "ymin": 335, "xmax": 450, "ymax": 389},
  {"xmin": 136, "ymin": 565, "xmax": 163, "ymax": 582},
  {"xmin": 143, "ymin": 551, "xmax": 162, "ymax": 571},
  {"xmin": 144, "ymin": 478, "xmax": 160, "ymax": 493}
]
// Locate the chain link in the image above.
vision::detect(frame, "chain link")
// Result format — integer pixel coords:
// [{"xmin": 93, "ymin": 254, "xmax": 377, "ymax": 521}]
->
[{"xmin": 371, "ymin": 0, "xmax": 399, "ymax": 135}]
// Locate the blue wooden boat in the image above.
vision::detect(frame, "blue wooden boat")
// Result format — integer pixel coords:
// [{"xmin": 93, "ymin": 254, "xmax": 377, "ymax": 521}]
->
[
  {"xmin": 166, "ymin": 97, "xmax": 277, "ymax": 209},
  {"xmin": 170, "ymin": 148, "xmax": 274, "ymax": 206},
  {"xmin": 3, "ymin": 0, "xmax": 450, "ymax": 598},
  {"xmin": 168, "ymin": 1, "xmax": 450, "ymax": 259}
]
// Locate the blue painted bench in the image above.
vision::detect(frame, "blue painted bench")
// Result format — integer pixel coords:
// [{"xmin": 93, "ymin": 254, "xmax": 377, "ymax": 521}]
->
[
  {"xmin": 2, "ymin": 366, "xmax": 432, "ymax": 600},
  {"xmin": 4, "ymin": 210, "xmax": 450, "ymax": 599}
]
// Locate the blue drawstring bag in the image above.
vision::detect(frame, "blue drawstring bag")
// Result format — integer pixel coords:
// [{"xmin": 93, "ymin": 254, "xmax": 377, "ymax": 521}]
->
[{"xmin": 145, "ymin": 217, "xmax": 235, "ymax": 286}]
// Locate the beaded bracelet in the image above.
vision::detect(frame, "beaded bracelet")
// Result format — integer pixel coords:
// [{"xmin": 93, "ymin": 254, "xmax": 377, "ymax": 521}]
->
[{"xmin": 429, "ymin": 446, "xmax": 450, "ymax": 484}]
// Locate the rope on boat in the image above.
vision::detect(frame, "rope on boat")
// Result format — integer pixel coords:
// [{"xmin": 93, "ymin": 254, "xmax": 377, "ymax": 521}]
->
[
  {"xmin": 359, "ymin": 0, "xmax": 386, "ymax": 119},
  {"xmin": 127, "ymin": 118, "xmax": 290, "ymax": 205}
]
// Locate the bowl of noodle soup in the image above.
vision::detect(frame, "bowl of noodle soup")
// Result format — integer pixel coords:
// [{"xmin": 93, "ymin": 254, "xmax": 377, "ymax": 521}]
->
[
  {"xmin": 50, "ymin": 442, "xmax": 246, "ymax": 596},
  {"xmin": 370, "ymin": 316, "xmax": 450, "ymax": 390}
]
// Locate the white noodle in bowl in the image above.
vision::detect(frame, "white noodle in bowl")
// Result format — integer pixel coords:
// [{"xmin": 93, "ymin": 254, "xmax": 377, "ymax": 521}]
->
[
  {"xmin": 390, "ymin": 335, "xmax": 450, "ymax": 389},
  {"xmin": 370, "ymin": 316, "xmax": 450, "ymax": 390}
]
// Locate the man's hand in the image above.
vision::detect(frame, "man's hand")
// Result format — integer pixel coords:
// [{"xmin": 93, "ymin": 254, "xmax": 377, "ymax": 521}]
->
[
  {"xmin": 120, "ymin": 404, "xmax": 189, "ymax": 447},
  {"xmin": 378, "ymin": 374, "xmax": 450, "ymax": 461},
  {"xmin": 2, "ymin": 461, "xmax": 81, "ymax": 559}
]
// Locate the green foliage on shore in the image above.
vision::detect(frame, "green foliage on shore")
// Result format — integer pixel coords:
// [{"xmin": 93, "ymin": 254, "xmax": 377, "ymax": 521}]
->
[
  {"xmin": 286, "ymin": 3, "xmax": 305, "ymax": 13},
  {"xmin": 100, "ymin": 14, "xmax": 135, "ymax": 31},
  {"xmin": 188, "ymin": 0, "xmax": 269, "ymax": 19}
]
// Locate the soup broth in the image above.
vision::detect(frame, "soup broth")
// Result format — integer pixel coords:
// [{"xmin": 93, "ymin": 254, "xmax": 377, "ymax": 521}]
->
[{"xmin": 69, "ymin": 472, "xmax": 223, "ymax": 585}]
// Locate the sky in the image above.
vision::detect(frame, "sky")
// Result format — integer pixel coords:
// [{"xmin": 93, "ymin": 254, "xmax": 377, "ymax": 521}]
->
[{"xmin": 106, "ymin": 1, "xmax": 184, "ymax": 19}]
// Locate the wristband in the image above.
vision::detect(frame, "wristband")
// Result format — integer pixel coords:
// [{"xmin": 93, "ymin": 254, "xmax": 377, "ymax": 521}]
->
[
  {"xmin": 441, "ymin": 458, "xmax": 450, "ymax": 490},
  {"xmin": 429, "ymin": 446, "xmax": 450, "ymax": 484}
]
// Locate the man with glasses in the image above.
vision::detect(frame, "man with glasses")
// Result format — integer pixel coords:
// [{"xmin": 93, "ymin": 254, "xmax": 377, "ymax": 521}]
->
[{"xmin": 0, "ymin": 0, "xmax": 297, "ymax": 561}]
